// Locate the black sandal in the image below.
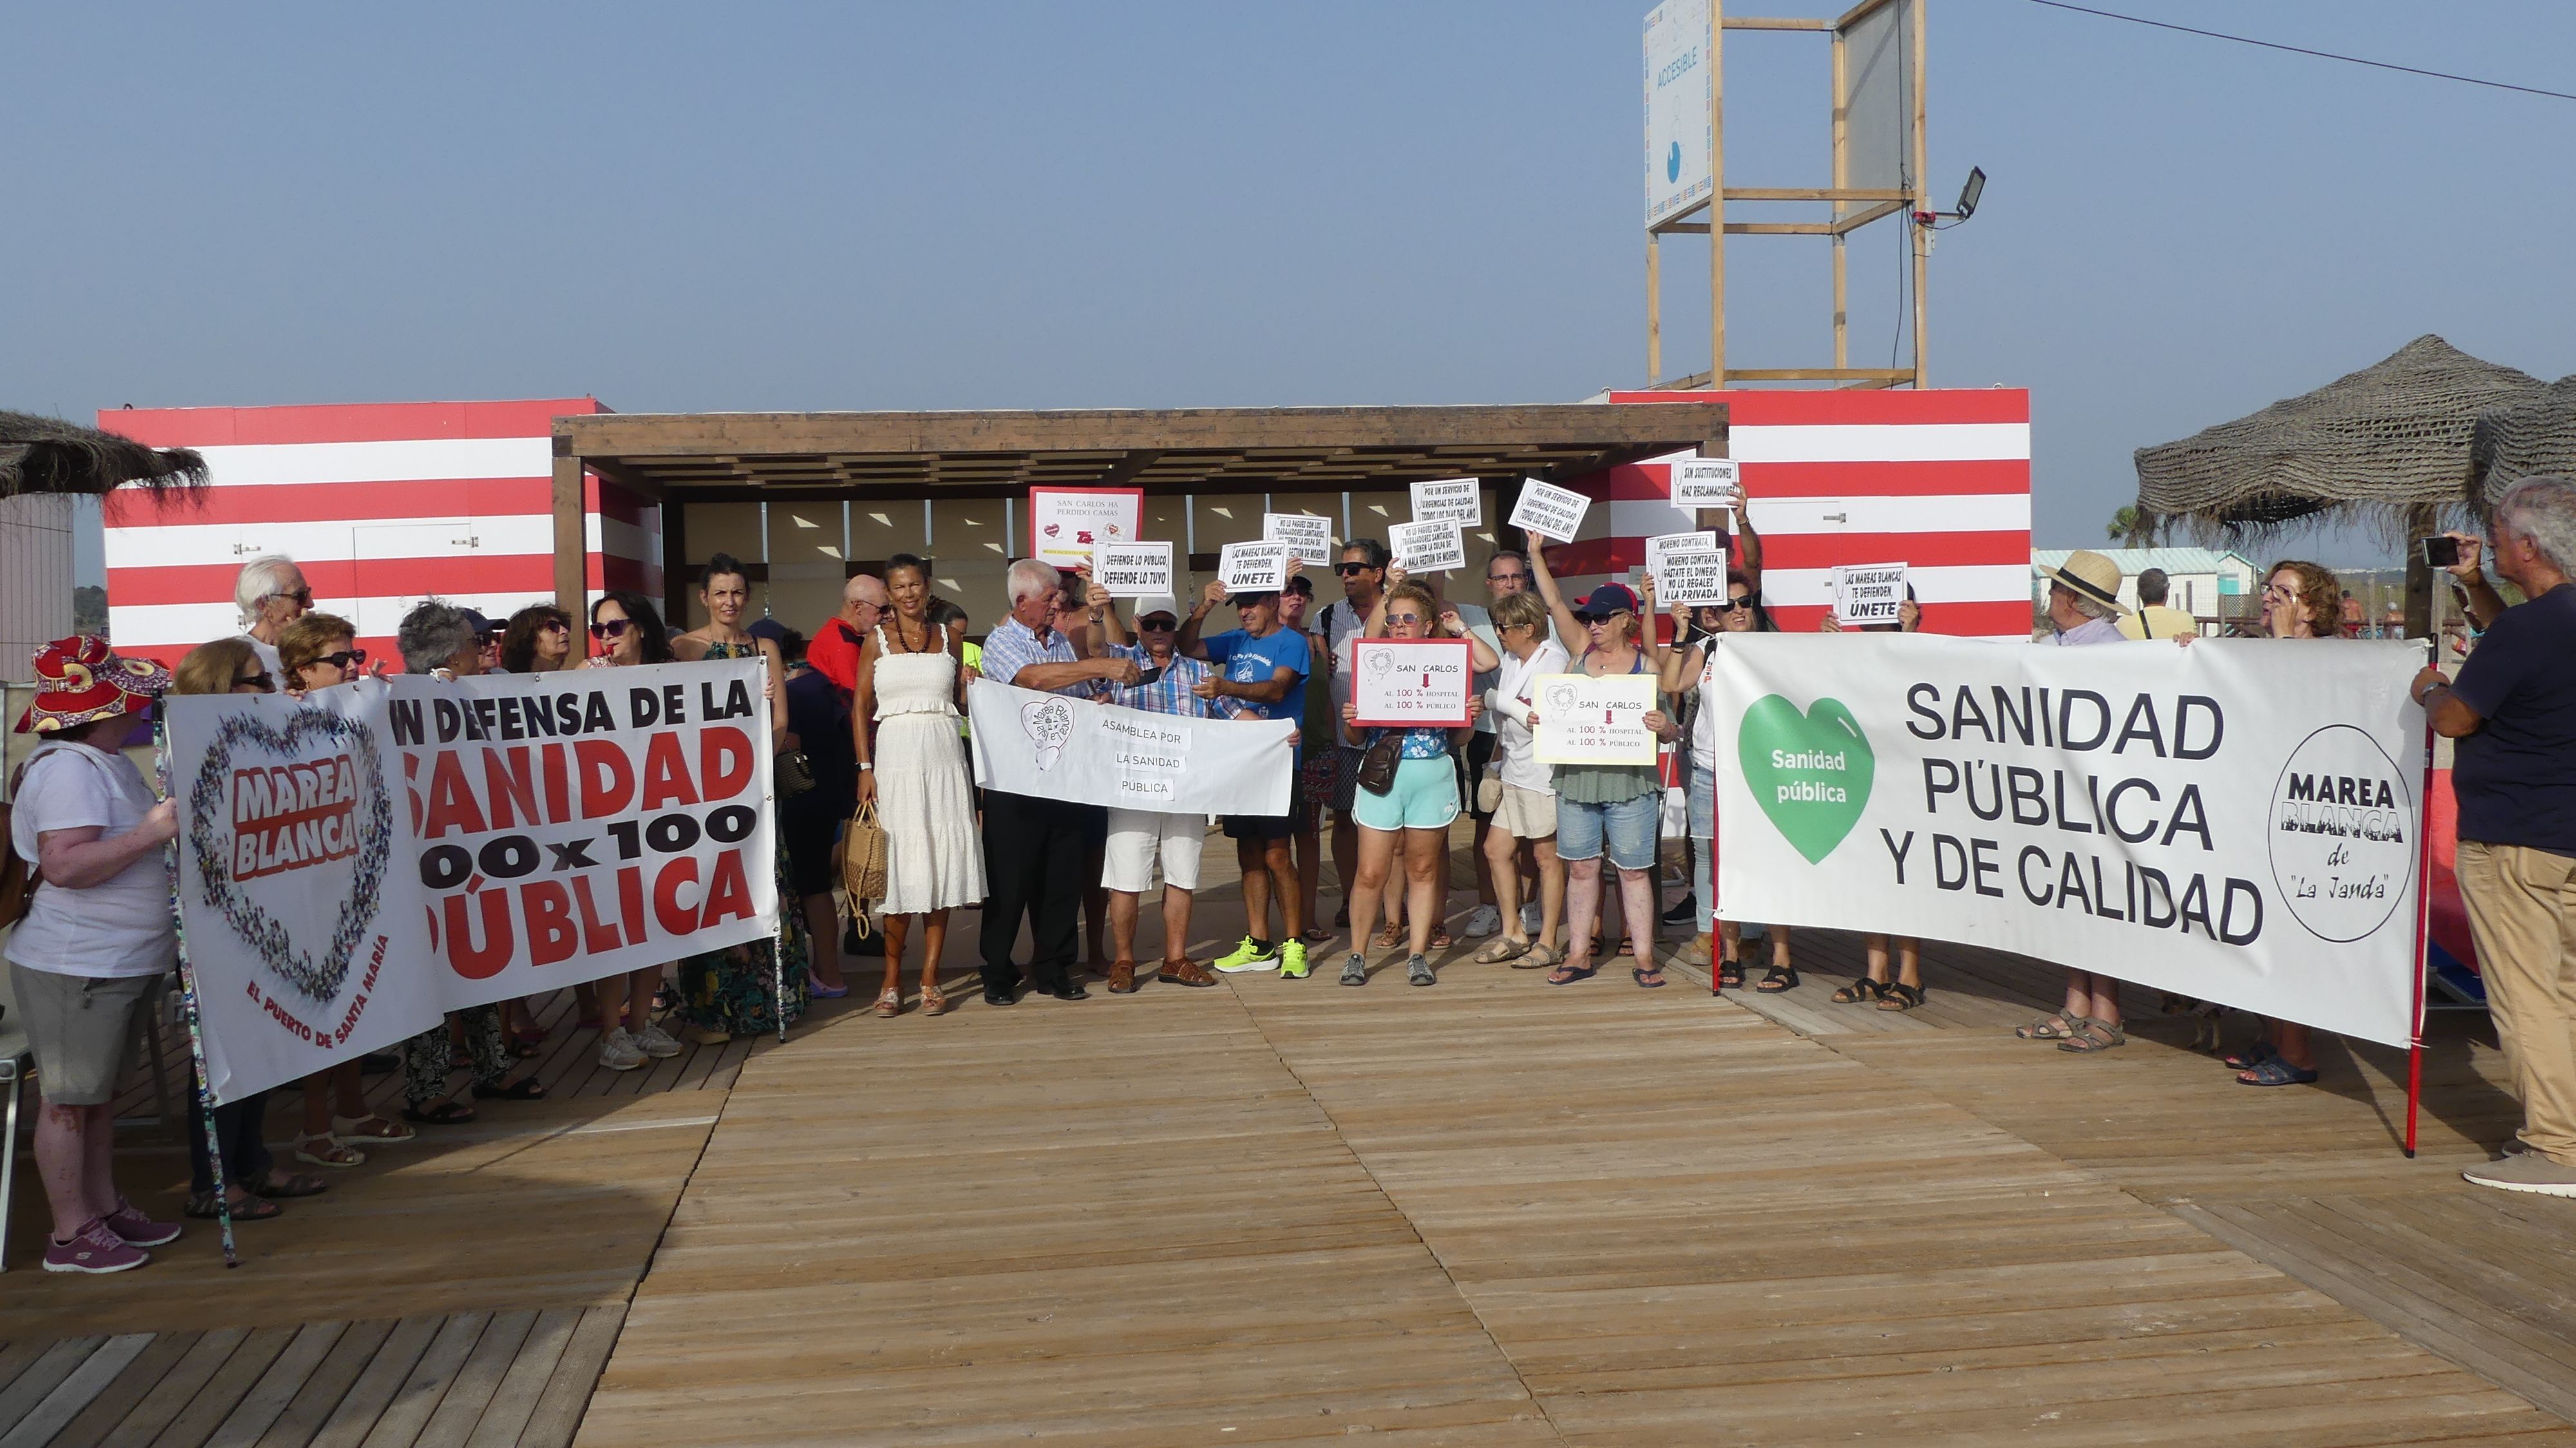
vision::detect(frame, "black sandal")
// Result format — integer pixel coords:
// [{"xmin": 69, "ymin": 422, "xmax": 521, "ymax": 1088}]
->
[
  {"xmin": 186, "ymin": 1190, "xmax": 283, "ymax": 1221},
  {"xmin": 1832, "ymin": 976, "xmax": 1886, "ymax": 1004},
  {"xmin": 1876, "ymin": 981, "xmax": 1926, "ymax": 1011},
  {"xmin": 1755, "ymin": 966, "xmax": 1800, "ymax": 993},
  {"xmin": 473, "ymin": 1076, "xmax": 547, "ymax": 1101},
  {"xmin": 1718, "ymin": 960, "xmax": 1744, "ymax": 990},
  {"xmin": 402, "ymin": 1101, "xmax": 478, "ymax": 1125}
]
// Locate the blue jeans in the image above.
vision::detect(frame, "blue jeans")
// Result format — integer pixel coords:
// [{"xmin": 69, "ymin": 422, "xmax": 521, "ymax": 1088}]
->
[{"xmin": 1557, "ymin": 790, "xmax": 1659, "ymax": 872}]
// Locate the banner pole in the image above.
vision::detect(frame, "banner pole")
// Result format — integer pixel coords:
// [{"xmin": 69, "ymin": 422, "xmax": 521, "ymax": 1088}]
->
[
  {"xmin": 2404, "ymin": 716, "xmax": 2436, "ymax": 1159},
  {"xmin": 160, "ymin": 726, "xmax": 238, "ymax": 1266}
]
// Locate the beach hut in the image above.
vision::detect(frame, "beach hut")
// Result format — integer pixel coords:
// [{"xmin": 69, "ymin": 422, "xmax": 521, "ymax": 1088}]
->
[{"xmin": 2130, "ymin": 335, "xmax": 2544, "ymax": 636}]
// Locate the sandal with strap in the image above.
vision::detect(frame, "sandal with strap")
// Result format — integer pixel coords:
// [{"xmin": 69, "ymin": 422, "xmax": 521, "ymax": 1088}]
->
[
  {"xmin": 920, "ymin": 983, "xmax": 951, "ymax": 1016},
  {"xmin": 2237, "ymin": 1056, "xmax": 2320, "ymax": 1087},
  {"xmin": 334, "ymin": 1114, "xmax": 415, "ymax": 1143},
  {"xmin": 1546, "ymin": 961, "xmax": 1600, "ymax": 986},
  {"xmin": 255, "ymin": 1169, "xmax": 330, "ymax": 1198},
  {"xmin": 187, "ymin": 1189, "xmax": 283, "ymax": 1221},
  {"xmin": 873, "ymin": 987, "xmax": 903, "ymax": 1018},
  {"xmin": 1718, "ymin": 960, "xmax": 1744, "ymax": 990},
  {"xmin": 1475, "ymin": 937, "xmax": 1532, "ymax": 965},
  {"xmin": 2056, "ymin": 1017, "xmax": 2128, "ymax": 1053},
  {"xmin": 402, "ymin": 1101, "xmax": 477, "ymax": 1126},
  {"xmin": 1632, "ymin": 966, "xmax": 1667, "ymax": 989},
  {"xmin": 1376, "ymin": 921, "xmax": 1405, "ymax": 950},
  {"xmin": 474, "ymin": 1075, "xmax": 547, "ymax": 1101},
  {"xmin": 2015, "ymin": 1013, "xmax": 2080, "ymax": 1041},
  {"xmin": 2221, "ymin": 1040, "xmax": 2278, "ymax": 1072},
  {"xmin": 1876, "ymin": 981, "xmax": 1926, "ymax": 1012},
  {"xmin": 1755, "ymin": 966, "xmax": 1800, "ymax": 994},
  {"xmin": 294, "ymin": 1132, "xmax": 366, "ymax": 1167},
  {"xmin": 1515, "ymin": 943, "xmax": 1562, "ymax": 971},
  {"xmin": 1427, "ymin": 924, "xmax": 1451, "ymax": 951},
  {"xmin": 1832, "ymin": 976, "xmax": 1887, "ymax": 1004}
]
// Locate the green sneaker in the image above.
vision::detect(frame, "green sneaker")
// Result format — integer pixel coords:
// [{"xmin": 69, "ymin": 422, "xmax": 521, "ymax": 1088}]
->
[
  {"xmin": 1278, "ymin": 939, "xmax": 1311, "ymax": 979},
  {"xmin": 1213, "ymin": 936, "xmax": 1279, "ymax": 974}
]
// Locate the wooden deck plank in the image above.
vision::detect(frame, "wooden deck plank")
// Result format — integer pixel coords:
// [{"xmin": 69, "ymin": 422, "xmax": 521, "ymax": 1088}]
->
[
  {"xmin": 0, "ymin": 1336, "xmax": 108, "ymax": 1433},
  {"xmin": 349, "ymin": 1313, "xmax": 488, "ymax": 1448},
  {"xmin": 0, "ymin": 1334, "xmax": 152, "ymax": 1448},
  {"xmin": 147, "ymin": 1324, "xmax": 298, "ymax": 1448},
  {"xmin": 455, "ymin": 1309, "xmax": 578, "ymax": 1448},
  {"xmin": 511, "ymin": 1306, "xmax": 624, "ymax": 1448},
  {"xmin": 410, "ymin": 1310, "xmax": 536, "ymax": 1448},
  {"xmin": 202, "ymin": 1321, "xmax": 350, "ymax": 1448},
  {"xmin": 251, "ymin": 1318, "xmax": 397, "ymax": 1448},
  {"xmin": 97, "ymin": 1330, "xmax": 246, "ymax": 1448},
  {"xmin": 305, "ymin": 1319, "xmax": 443, "ymax": 1448},
  {"xmin": 51, "ymin": 1333, "xmax": 204, "ymax": 1448}
]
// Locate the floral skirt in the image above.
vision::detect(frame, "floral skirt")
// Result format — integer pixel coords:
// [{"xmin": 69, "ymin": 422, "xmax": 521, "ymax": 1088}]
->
[{"xmin": 676, "ymin": 837, "xmax": 811, "ymax": 1036}]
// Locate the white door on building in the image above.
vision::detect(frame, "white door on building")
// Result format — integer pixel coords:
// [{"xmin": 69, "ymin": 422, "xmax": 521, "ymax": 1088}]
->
[{"xmin": 351, "ymin": 520, "xmax": 482, "ymax": 640}]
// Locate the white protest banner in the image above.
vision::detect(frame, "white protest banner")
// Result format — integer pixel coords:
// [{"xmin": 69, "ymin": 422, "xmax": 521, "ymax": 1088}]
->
[
  {"xmin": 1094, "ymin": 542, "xmax": 1173, "ymax": 599},
  {"xmin": 1027, "ymin": 486, "xmax": 1142, "ymax": 567},
  {"xmin": 1390, "ymin": 519, "xmax": 1466, "ymax": 573},
  {"xmin": 1672, "ymin": 457, "xmax": 1741, "ymax": 508},
  {"xmin": 1410, "ymin": 477, "xmax": 1482, "ymax": 528},
  {"xmin": 967, "ymin": 678, "xmax": 1295, "ymax": 814},
  {"xmin": 1645, "ymin": 530, "xmax": 1719, "ymax": 586},
  {"xmin": 168, "ymin": 658, "xmax": 781, "ymax": 1103},
  {"xmin": 1509, "ymin": 479, "xmax": 1591, "ymax": 541},
  {"xmin": 169, "ymin": 683, "xmax": 441, "ymax": 1106},
  {"xmin": 1833, "ymin": 563, "xmax": 1908, "ymax": 625},
  {"xmin": 1219, "ymin": 540, "xmax": 1291, "ymax": 595},
  {"xmin": 1708, "ymin": 635, "xmax": 2427, "ymax": 1046},
  {"xmin": 1531, "ymin": 672, "xmax": 1660, "ymax": 766},
  {"xmin": 1351, "ymin": 638, "xmax": 1473, "ymax": 727},
  {"xmin": 1264, "ymin": 512, "xmax": 1334, "ymax": 566},
  {"xmin": 1658, "ymin": 549, "xmax": 1729, "ymax": 607}
]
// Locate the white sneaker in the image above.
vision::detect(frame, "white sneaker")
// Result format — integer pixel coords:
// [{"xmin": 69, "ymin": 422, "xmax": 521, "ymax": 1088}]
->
[
  {"xmin": 1520, "ymin": 902, "xmax": 1542, "ymax": 933},
  {"xmin": 599, "ymin": 1028, "xmax": 646, "ymax": 1072},
  {"xmin": 1462, "ymin": 905, "xmax": 1502, "ymax": 938},
  {"xmin": 634, "ymin": 1022, "xmax": 684, "ymax": 1059}
]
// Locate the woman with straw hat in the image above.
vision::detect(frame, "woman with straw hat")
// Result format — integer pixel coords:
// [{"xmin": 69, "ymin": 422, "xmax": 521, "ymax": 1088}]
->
[{"xmin": 6, "ymin": 636, "xmax": 185, "ymax": 1273}]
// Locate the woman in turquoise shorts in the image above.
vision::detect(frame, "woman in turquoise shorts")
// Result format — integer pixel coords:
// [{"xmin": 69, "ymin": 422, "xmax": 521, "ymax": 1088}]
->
[{"xmin": 1336, "ymin": 577, "xmax": 1490, "ymax": 988}]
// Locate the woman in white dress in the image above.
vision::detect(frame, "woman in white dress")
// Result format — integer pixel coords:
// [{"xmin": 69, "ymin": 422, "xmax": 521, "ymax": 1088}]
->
[{"xmin": 851, "ymin": 553, "xmax": 985, "ymax": 1016}]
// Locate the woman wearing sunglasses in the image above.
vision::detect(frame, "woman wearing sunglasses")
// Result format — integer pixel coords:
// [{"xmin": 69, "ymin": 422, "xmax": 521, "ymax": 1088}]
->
[
  {"xmin": 581, "ymin": 591, "xmax": 696, "ymax": 1071},
  {"xmin": 499, "ymin": 604, "xmax": 576, "ymax": 674},
  {"xmin": 1658, "ymin": 571, "xmax": 1797, "ymax": 993},
  {"xmin": 1334, "ymin": 576, "xmax": 1486, "ymax": 987},
  {"xmin": 1526, "ymin": 538, "xmax": 1680, "ymax": 988}
]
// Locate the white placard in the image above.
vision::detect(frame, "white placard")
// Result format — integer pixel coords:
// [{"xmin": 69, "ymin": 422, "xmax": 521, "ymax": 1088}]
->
[
  {"xmin": 1350, "ymin": 638, "xmax": 1475, "ymax": 727},
  {"xmin": 1658, "ymin": 549, "xmax": 1728, "ymax": 607},
  {"xmin": 1092, "ymin": 542, "xmax": 1173, "ymax": 599},
  {"xmin": 1833, "ymin": 562, "xmax": 1908, "ymax": 625},
  {"xmin": 1389, "ymin": 519, "xmax": 1466, "ymax": 574},
  {"xmin": 1508, "ymin": 479, "xmax": 1592, "ymax": 542},
  {"xmin": 1531, "ymin": 672, "xmax": 1660, "ymax": 766},
  {"xmin": 1027, "ymin": 487, "xmax": 1142, "ymax": 567},
  {"xmin": 969, "ymin": 678, "xmax": 1294, "ymax": 815},
  {"xmin": 1410, "ymin": 477, "xmax": 1483, "ymax": 528},
  {"xmin": 1672, "ymin": 457, "xmax": 1741, "ymax": 508},
  {"xmin": 1709, "ymin": 635, "xmax": 2428, "ymax": 1047},
  {"xmin": 1264, "ymin": 512, "xmax": 1334, "ymax": 566},
  {"xmin": 1219, "ymin": 540, "xmax": 1291, "ymax": 595},
  {"xmin": 1645, "ymin": 530, "xmax": 1719, "ymax": 586}
]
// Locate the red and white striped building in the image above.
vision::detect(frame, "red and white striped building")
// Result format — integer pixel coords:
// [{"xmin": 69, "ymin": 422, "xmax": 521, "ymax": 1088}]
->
[
  {"xmin": 1584, "ymin": 388, "xmax": 2032, "ymax": 638},
  {"xmin": 97, "ymin": 400, "xmax": 661, "ymax": 670}
]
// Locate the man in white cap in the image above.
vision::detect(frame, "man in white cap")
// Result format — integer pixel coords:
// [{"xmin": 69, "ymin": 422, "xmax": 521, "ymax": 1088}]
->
[
  {"xmin": 1083, "ymin": 584, "xmax": 1262, "ymax": 992},
  {"xmin": 2020, "ymin": 549, "xmax": 2139, "ymax": 1053}
]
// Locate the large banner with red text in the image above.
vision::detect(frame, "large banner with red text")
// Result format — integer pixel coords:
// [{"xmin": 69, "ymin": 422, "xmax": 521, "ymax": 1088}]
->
[{"xmin": 169, "ymin": 658, "xmax": 777, "ymax": 1102}]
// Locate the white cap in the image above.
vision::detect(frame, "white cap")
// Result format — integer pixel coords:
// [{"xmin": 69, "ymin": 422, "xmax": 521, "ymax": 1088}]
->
[{"xmin": 1133, "ymin": 595, "xmax": 1182, "ymax": 623}]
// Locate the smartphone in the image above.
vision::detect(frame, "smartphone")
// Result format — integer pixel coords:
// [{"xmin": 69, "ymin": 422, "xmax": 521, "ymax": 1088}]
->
[
  {"xmin": 2418, "ymin": 535, "xmax": 2459, "ymax": 569},
  {"xmin": 1130, "ymin": 665, "xmax": 1166, "ymax": 687}
]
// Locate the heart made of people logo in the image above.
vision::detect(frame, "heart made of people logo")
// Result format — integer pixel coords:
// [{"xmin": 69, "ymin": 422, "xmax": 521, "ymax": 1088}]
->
[
  {"xmin": 185, "ymin": 707, "xmax": 394, "ymax": 1004},
  {"xmin": 1737, "ymin": 694, "xmax": 1875, "ymax": 863}
]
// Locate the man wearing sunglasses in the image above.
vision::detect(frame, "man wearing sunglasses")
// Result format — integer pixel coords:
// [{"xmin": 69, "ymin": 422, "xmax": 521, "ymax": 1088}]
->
[
  {"xmin": 232, "ymin": 555, "xmax": 312, "ymax": 692},
  {"xmin": 1179, "ymin": 572, "xmax": 1315, "ymax": 977},
  {"xmin": 807, "ymin": 573, "xmax": 889, "ymax": 696},
  {"xmin": 1316, "ymin": 540, "xmax": 1389, "ymax": 928}
]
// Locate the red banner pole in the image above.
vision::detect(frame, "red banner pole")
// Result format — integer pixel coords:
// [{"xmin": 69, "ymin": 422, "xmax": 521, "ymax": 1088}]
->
[{"xmin": 2405, "ymin": 718, "xmax": 2436, "ymax": 1159}]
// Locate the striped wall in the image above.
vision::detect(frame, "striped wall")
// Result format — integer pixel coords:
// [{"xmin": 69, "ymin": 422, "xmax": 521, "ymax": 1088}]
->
[{"xmin": 96, "ymin": 401, "xmax": 659, "ymax": 670}]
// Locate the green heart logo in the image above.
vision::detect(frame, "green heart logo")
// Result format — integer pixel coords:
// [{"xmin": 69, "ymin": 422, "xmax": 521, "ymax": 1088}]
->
[{"xmin": 1738, "ymin": 695, "xmax": 1875, "ymax": 863}]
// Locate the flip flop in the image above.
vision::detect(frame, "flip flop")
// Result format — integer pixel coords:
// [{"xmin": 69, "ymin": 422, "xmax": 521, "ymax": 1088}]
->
[
  {"xmin": 1545, "ymin": 962, "xmax": 1600, "ymax": 986},
  {"xmin": 1632, "ymin": 966, "xmax": 1667, "ymax": 989},
  {"xmin": 2237, "ymin": 1056, "xmax": 2320, "ymax": 1087}
]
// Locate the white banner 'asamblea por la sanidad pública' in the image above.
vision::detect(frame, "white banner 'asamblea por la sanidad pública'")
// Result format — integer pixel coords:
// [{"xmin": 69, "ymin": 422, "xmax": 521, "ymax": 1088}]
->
[
  {"xmin": 967, "ymin": 678, "xmax": 1296, "ymax": 815},
  {"xmin": 1705, "ymin": 634, "xmax": 2427, "ymax": 1047}
]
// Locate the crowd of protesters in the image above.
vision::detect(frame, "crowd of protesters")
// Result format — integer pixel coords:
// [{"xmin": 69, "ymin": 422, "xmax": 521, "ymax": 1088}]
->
[{"xmin": 11, "ymin": 477, "xmax": 2575, "ymax": 1272}]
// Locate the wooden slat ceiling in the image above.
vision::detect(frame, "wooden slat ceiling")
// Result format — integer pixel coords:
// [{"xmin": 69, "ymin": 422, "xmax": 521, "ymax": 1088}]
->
[{"xmin": 556, "ymin": 405, "xmax": 1728, "ymax": 500}]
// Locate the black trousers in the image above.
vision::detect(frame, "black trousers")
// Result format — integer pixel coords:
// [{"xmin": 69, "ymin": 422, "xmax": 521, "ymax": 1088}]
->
[
  {"xmin": 187, "ymin": 1084, "xmax": 274, "ymax": 1197},
  {"xmin": 980, "ymin": 792, "xmax": 1097, "ymax": 995}
]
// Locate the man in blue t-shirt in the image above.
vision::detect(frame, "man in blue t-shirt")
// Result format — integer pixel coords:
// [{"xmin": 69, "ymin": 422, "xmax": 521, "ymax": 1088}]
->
[
  {"xmin": 2416, "ymin": 478, "xmax": 2576, "ymax": 1197},
  {"xmin": 1180, "ymin": 576, "xmax": 1314, "ymax": 978}
]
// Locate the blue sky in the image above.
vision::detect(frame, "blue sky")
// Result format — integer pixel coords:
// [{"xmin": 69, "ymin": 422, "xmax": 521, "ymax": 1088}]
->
[{"xmin": 10, "ymin": 1, "xmax": 2571, "ymax": 576}]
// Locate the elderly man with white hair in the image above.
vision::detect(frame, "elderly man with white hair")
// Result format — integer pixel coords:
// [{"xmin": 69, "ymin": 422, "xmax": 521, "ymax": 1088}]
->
[
  {"xmin": 234, "ymin": 555, "xmax": 310, "ymax": 687},
  {"xmin": 974, "ymin": 557, "xmax": 1140, "ymax": 1005},
  {"xmin": 2416, "ymin": 477, "xmax": 2576, "ymax": 1197}
]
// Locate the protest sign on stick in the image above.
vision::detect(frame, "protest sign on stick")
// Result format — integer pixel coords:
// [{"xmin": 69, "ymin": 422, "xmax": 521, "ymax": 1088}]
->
[
  {"xmin": 1531, "ymin": 672, "xmax": 1660, "ymax": 766},
  {"xmin": 1706, "ymin": 634, "xmax": 2428, "ymax": 1046},
  {"xmin": 1833, "ymin": 563, "xmax": 1908, "ymax": 625},
  {"xmin": 1219, "ymin": 541, "xmax": 1291, "ymax": 595},
  {"xmin": 1508, "ymin": 479, "xmax": 1591, "ymax": 541},
  {"xmin": 1389, "ymin": 519, "xmax": 1466, "ymax": 573},
  {"xmin": 1645, "ymin": 531, "xmax": 1719, "ymax": 587},
  {"xmin": 1658, "ymin": 549, "xmax": 1729, "ymax": 607},
  {"xmin": 1093, "ymin": 542, "xmax": 1173, "ymax": 598},
  {"xmin": 1027, "ymin": 486, "xmax": 1142, "ymax": 568},
  {"xmin": 1410, "ymin": 477, "xmax": 1482, "ymax": 528},
  {"xmin": 1672, "ymin": 457, "xmax": 1741, "ymax": 508},
  {"xmin": 1350, "ymin": 638, "xmax": 1473, "ymax": 727},
  {"xmin": 1263, "ymin": 513, "xmax": 1334, "ymax": 566}
]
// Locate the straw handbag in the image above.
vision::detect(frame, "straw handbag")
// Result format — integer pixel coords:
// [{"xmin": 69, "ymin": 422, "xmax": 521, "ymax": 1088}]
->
[{"xmin": 842, "ymin": 799, "xmax": 889, "ymax": 907}]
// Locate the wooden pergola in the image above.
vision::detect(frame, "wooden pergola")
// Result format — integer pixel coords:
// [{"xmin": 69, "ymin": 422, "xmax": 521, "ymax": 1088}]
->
[{"xmin": 546, "ymin": 403, "xmax": 1728, "ymax": 611}]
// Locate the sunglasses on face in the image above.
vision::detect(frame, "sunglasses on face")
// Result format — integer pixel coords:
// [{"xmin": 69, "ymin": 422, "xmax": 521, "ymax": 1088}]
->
[
  {"xmin": 1487, "ymin": 571, "xmax": 1527, "ymax": 584},
  {"xmin": 274, "ymin": 588, "xmax": 312, "ymax": 607},
  {"xmin": 1336, "ymin": 563, "xmax": 1376, "ymax": 575},
  {"xmin": 1139, "ymin": 617, "xmax": 1179, "ymax": 630},
  {"xmin": 589, "ymin": 618, "xmax": 632, "ymax": 639},
  {"xmin": 236, "ymin": 672, "xmax": 274, "ymax": 691},
  {"xmin": 318, "ymin": 649, "xmax": 366, "ymax": 671},
  {"xmin": 1384, "ymin": 613, "xmax": 1427, "ymax": 627},
  {"xmin": 1727, "ymin": 595, "xmax": 1752, "ymax": 609},
  {"xmin": 1577, "ymin": 612, "xmax": 1629, "ymax": 626},
  {"xmin": 540, "ymin": 620, "xmax": 570, "ymax": 634}
]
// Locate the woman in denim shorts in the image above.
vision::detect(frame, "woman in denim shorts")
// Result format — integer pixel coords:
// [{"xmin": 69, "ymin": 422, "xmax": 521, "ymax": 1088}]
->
[
  {"xmin": 1524, "ymin": 549, "xmax": 1680, "ymax": 989},
  {"xmin": 1659, "ymin": 571, "xmax": 1795, "ymax": 993}
]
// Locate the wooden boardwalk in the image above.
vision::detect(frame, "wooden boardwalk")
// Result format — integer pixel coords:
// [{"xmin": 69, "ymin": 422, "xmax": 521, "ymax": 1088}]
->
[{"xmin": 8, "ymin": 838, "xmax": 2576, "ymax": 1444}]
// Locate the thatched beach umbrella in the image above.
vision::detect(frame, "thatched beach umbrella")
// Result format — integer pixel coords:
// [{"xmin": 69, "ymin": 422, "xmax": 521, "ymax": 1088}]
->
[
  {"xmin": 2130, "ymin": 336, "xmax": 2544, "ymax": 634},
  {"xmin": 2472, "ymin": 373, "xmax": 2576, "ymax": 508},
  {"xmin": 1, "ymin": 409, "xmax": 207, "ymax": 499}
]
